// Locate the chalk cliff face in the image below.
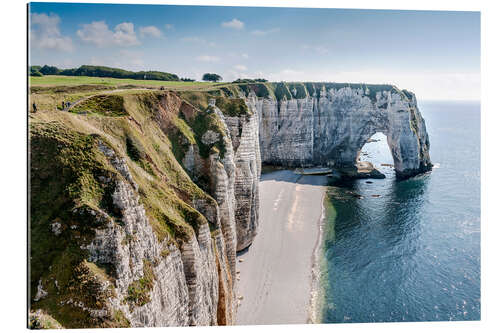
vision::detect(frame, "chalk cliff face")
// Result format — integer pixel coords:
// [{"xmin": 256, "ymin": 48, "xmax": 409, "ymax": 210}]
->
[
  {"xmin": 30, "ymin": 82, "xmax": 430, "ymax": 328},
  {"xmin": 222, "ymin": 102, "xmax": 261, "ymax": 251},
  {"xmin": 29, "ymin": 91, "xmax": 255, "ymax": 328},
  {"xmin": 181, "ymin": 102, "xmax": 261, "ymax": 253},
  {"xmin": 251, "ymin": 84, "xmax": 432, "ymax": 179}
]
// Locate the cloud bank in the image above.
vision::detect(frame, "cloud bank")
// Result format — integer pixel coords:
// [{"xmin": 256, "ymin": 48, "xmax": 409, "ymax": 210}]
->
[
  {"xmin": 221, "ymin": 18, "xmax": 244, "ymax": 30},
  {"xmin": 30, "ymin": 13, "xmax": 73, "ymax": 52},
  {"xmin": 77, "ymin": 21, "xmax": 140, "ymax": 47}
]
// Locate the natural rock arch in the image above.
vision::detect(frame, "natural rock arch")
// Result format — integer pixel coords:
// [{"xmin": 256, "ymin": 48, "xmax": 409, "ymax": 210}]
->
[
  {"xmin": 316, "ymin": 88, "xmax": 432, "ymax": 179},
  {"xmin": 255, "ymin": 86, "xmax": 432, "ymax": 179}
]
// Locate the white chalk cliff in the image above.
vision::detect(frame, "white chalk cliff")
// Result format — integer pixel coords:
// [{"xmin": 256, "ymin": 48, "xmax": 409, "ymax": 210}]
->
[{"xmin": 253, "ymin": 84, "xmax": 432, "ymax": 179}]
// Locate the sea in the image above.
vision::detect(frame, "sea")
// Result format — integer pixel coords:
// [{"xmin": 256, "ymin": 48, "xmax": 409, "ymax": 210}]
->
[{"xmin": 320, "ymin": 101, "xmax": 481, "ymax": 323}]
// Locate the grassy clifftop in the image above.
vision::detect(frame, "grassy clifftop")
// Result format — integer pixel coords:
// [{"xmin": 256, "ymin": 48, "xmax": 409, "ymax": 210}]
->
[{"xmin": 30, "ymin": 75, "xmax": 411, "ymax": 102}]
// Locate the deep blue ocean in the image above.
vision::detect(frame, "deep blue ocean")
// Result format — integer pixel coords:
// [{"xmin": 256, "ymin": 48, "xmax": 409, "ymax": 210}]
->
[{"xmin": 321, "ymin": 101, "xmax": 481, "ymax": 323}]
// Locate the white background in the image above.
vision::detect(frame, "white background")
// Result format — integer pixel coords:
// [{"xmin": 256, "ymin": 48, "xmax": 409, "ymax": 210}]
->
[{"xmin": 0, "ymin": 0, "xmax": 498, "ymax": 332}]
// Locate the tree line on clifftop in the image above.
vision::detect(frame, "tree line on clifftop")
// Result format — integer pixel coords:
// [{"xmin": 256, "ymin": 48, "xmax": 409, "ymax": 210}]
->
[
  {"xmin": 30, "ymin": 65, "xmax": 267, "ymax": 84},
  {"xmin": 29, "ymin": 65, "xmax": 193, "ymax": 82}
]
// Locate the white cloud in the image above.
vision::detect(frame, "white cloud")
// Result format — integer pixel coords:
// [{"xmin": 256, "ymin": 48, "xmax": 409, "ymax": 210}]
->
[
  {"xmin": 224, "ymin": 69, "xmax": 267, "ymax": 82},
  {"xmin": 234, "ymin": 64, "xmax": 247, "ymax": 71},
  {"xmin": 242, "ymin": 53, "xmax": 249, "ymax": 59},
  {"xmin": 181, "ymin": 37, "xmax": 216, "ymax": 47},
  {"xmin": 221, "ymin": 18, "xmax": 244, "ymax": 30},
  {"xmin": 77, "ymin": 21, "xmax": 140, "ymax": 47},
  {"xmin": 165, "ymin": 24, "xmax": 174, "ymax": 30},
  {"xmin": 268, "ymin": 69, "xmax": 304, "ymax": 81},
  {"xmin": 251, "ymin": 28, "xmax": 280, "ymax": 36},
  {"xmin": 30, "ymin": 13, "xmax": 73, "ymax": 52},
  {"xmin": 88, "ymin": 50, "xmax": 145, "ymax": 71},
  {"xmin": 117, "ymin": 50, "xmax": 145, "ymax": 69},
  {"xmin": 196, "ymin": 55, "xmax": 220, "ymax": 63},
  {"xmin": 112, "ymin": 22, "xmax": 139, "ymax": 46},
  {"xmin": 327, "ymin": 70, "xmax": 480, "ymax": 101},
  {"xmin": 139, "ymin": 26, "xmax": 162, "ymax": 38},
  {"xmin": 301, "ymin": 44, "xmax": 329, "ymax": 55},
  {"xmin": 89, "ymin": 56, "xmax": 103, "ymax": 66}
]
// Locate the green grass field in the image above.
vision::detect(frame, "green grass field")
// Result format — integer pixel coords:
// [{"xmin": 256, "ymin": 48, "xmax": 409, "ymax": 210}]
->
[{"xmin": 29, "ymin": 75, "xmax": 218, "ymax": 89}]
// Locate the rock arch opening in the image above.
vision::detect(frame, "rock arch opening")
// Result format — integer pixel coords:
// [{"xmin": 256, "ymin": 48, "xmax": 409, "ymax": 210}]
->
[{"xmin": 356, "ymin": 132, "xmax": 395, "ymax": 179}]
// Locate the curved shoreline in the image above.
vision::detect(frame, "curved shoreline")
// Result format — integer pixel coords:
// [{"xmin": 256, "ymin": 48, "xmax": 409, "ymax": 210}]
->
[{"xmin": 307, "ymin": 189, "xmax": 327, "ymax": 324}]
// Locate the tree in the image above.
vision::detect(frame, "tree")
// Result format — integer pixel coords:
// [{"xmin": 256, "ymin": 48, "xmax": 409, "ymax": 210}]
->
[
  {"xmin": 29, "ymin": 66, "xmax": 43, "ymax": 77},
  {"xmin": 202, "ymin": 73, "xmax": 222, "ymax": 82},
  {"xmin": 30, "ymin": 71, "xmax": 43, "ymax": 77},
  {"xmin": 39, "ymin": 65, "xmax": 60, "ymax": 75}
]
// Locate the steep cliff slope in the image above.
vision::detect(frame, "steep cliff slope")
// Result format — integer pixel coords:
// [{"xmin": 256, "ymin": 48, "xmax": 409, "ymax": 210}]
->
[{"xmin": 29, "ymin": 89, "xmax": 260, "ymax": 327}]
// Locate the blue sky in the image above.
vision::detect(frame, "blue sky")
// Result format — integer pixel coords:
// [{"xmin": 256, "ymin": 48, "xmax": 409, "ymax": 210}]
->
[{"xmin": 29, "ymin": 2, "xmax": 480, "ymax": 100}]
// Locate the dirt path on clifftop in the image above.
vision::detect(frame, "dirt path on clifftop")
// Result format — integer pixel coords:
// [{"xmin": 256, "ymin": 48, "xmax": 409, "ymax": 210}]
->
[
  {"xmin": 235, "ymin": 170, "xmax": 327, "ymax": 325},
  {"xmin": 63, "ymin": 88, "xmax": 151, "ymax": 111}
]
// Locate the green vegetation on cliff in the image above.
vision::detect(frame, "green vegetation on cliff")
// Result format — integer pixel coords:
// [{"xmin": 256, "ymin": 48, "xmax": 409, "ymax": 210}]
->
[
  {"xmin": 70, "ymin": 94, "xmax": 127, "ymax": 116},
  {"xmin": 30, "ymin": 122, "xmax": 122, "ymax": 327},
  {"xmin": 126, "ymin": 260, "xmax": 155, "ymax": 308},
  {"xmin": 29, "ymin": 310, "xmax": 63, "ymax": 329},
  {"xmin": 272, "ymin": 82, "xmax": 293, "ymax": 101},
  {"xmin": 215, "ymin": 96, "xmax": 251, "ymax": 117},
  {"xmin": 29, "ymin": 88, "xmax": 225, "ymax": 327},
  {"xmin": 190, "ymin": 110, "xmax": 228, "ymax": 159},
  {"xmin": 286, "ymin": 83, "xmax": 308, "ymax": 99}
]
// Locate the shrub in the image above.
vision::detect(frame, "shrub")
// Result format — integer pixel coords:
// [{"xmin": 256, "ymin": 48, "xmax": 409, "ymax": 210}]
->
[{"xmin": 202, "ymin": 73, "xmax": 222, "ymax": 82}]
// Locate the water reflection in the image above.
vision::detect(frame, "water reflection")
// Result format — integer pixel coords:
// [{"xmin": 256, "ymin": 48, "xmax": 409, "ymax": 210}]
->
[{"xmin": 323, "ymin": 164, "xmax": 432, "ymax": 322}]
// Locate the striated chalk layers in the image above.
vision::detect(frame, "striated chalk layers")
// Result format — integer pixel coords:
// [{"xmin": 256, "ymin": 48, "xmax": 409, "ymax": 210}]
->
[
  {"xmin": 221, "ymin": 101, "xmax": 261, "ymax": 251},
  {"xmin": 249, "ymin": 84, "xmax": 432, "ymax": 179},
  {"xmin": 181, "ymin": 103, "xmax": 261, "ymax": 253}
]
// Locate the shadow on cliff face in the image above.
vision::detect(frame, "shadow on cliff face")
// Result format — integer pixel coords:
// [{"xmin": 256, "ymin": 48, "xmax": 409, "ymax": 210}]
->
[{"xmin": 259, "ymin": 169, "xmax": 329, "ymax": 187}]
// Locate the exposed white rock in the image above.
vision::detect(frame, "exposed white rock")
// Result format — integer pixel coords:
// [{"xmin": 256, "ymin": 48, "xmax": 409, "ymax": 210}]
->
[
  {"xmin": 201, "ymin": 130, "xmax": 221, "ymax": 146},
  {"xmin": 211, "ymin": 103, "xmax": 261, "ymax": 252},
  {"xmin": 50, "ymin": 221, "xmax": 62, "ymax": 236},
  {"xmin": 180, "ymin": 223, "xmax": 218, "ymax": 325},
  {"xmin": 33, "ymin": 279, "xmax": 48, "ymax": 301},
  {"xmin": 252, "ymin": 86, "xmax": 431, "ymax": 178}
]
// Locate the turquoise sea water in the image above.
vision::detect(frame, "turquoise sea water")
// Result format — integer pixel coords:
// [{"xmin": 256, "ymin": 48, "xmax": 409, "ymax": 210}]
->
[{"xmin": 321, "ymin": 101, "xmax": 480, "ymax": 323}]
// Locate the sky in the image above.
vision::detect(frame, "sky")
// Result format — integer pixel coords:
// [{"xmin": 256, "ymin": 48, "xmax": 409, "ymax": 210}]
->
[{"xmin": 29, "ymin": 2, "xmax": 480, "ymax": 100}]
